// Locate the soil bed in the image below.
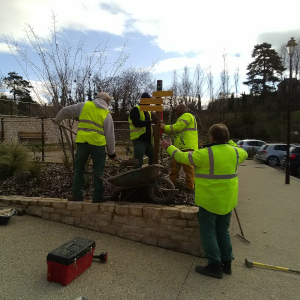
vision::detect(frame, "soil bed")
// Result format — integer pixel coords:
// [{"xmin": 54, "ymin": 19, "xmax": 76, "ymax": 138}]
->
[{"xmin": 0, "ymin": 163, "xmax": 195, "ymax": 206}]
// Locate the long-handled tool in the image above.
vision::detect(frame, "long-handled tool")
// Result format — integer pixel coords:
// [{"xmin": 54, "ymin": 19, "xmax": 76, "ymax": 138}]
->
[
  {"xmin": 234, "ymin": 207, "xmax": 250, "ymax": 244},
  {"xmin": 245, "ymin": 258, "xmax": 300, "ymax": 274}
]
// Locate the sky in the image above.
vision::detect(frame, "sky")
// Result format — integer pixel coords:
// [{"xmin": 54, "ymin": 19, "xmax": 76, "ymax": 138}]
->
[{"xmin": 0, "ymin": 0, "xmax": 300, "ymax": 103}]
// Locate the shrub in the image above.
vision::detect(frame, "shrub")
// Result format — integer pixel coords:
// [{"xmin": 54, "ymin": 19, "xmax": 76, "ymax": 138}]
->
[{"xmin": 0, "ymin": 140, "xmax": 30, "ymax": 179}]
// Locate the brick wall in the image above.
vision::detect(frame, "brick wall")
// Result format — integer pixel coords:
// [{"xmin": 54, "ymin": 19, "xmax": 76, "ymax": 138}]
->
[{"xmin": 0, "ymin": 195, "xmax": 204, "ymax": 257}]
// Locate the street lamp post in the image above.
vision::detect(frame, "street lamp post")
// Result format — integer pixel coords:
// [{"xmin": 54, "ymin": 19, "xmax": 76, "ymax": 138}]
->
[{"xmin": 285, "ymin": 37, "xmax": 298, "ymax": 184}]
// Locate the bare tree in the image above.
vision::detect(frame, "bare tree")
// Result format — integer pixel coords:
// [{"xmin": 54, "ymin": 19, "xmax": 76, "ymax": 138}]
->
[{"xmin": 3, "ymin": 14, "xmax": 129, "ymax": 173}]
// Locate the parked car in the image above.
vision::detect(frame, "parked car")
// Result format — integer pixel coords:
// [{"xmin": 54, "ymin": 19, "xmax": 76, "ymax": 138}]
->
[
  {"xmin": 256, "ymin": 143, "xmax": 292, "ymax": 166},
  {"xmin": 280, "ymin": 146, "xmax": 300, "ymax": 176},
  {"xmin": 236, "ymin": 140, "xmax": 266, "ymax": 154}
]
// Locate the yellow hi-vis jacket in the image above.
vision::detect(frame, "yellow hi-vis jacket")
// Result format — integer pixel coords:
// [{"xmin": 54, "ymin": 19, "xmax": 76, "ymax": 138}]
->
[
  {"xmin": 128, "ymin": 105, "xmax": 153, "ymax": 140},
  {"xmin": 167, "ymin": 140, "xmax": 248, "ymax": 215},
  {"xmin": 76, "ymin": 101, "xmax": 109, "ymax": 146},
  {"xmin": 164, "ymin": 112, "xmax": 198, "ymax": 151}
]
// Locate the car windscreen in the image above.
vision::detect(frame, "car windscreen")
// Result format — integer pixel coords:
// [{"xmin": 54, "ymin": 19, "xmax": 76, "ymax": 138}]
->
[
  {"xmin": 237, "ymin": 141, "xmax": 243, "ymax": 145},
  {"xmin": 261, "ymin": 145, "xmax": 268, "ymax": 150}
]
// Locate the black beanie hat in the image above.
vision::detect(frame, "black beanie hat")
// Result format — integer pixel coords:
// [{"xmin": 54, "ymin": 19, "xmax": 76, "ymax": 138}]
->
[{"xmin": 141, "ymin": 92, "xmax": 151, "ymax": 98}]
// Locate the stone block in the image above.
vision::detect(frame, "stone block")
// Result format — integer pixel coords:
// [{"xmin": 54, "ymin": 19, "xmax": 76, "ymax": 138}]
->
[
  {"xmin": 62, "ymin": 216, "xmax": 75, "ymax": 225},
  {"xmin": 26, "ymin": 206, "xmax": 42, "ymax": 217},
  {"xmin": 41, "ymin": 212, "xmax": 50, "ymax": 220},
  {"xmin": 115, "ymin": 205, "xmax": 129, "ymax": 215},
  {"xmin": 140, "ymin": 236, "xmax": 158, "ymax": 246},
  {"xmin": 112, "ymin": 215, "xmax": 132, "ymax": 225},
  {"xmin": 100, "ymin": 202, "xmax": 115, "ymax": 213},
  {"xmin": 67, "ymin": 202, "xmax": 83, "ymax": 211},
  {"xmin": 170, "ymin": 233, "xmax": 189, "ymax": 242},
  {"xmin": 96, "ymin": 213, "xmax": 113, "ymax": 222},
  {"xmin": 161, "ymin": 207, "xmax": 179, "ymax": 218},
  {"xmin": 166, "ymin": 219, "xmax": 187, "ymax": 227},
  {"xmin": 83, "ymin": 203, "xmax": 100, "ymax": 213},
  {"xmin": 52, "ymin": 202, "xmax": 66, "ymax": 209},
  {"xmin": 183, "ymin": 228, "xmax": 195, "ymax": 236},
  {"xmin": 42, "ymin": 207, "xmax": 54, "ymax": 213},
  {"xmin": 99, "ymin": 227, "xmax": 117, "ymax": 235},
  {"xmin": 49, "ymin": 214, "xmax": 62, "ymax": 222},
  {"xmin": 117, "ymin": 232, "xmax": 142, "ymax": 242},
  {"xmin": 143, "ymin": 207, "xmax": 162, "ymax": 221},
  {"xmin": 128, "ymin": 205, "xmax": 143, "ymax": 216},
  {"xmin": 180, "ymin": 208, "xmax": 198, "ymax": 220},
  {"xmin": 60, "ymin": 210, "xmax": 73, "ymax": 216},
  {"xmin": 188, "ymin": 220, "xmax": 199, "ymax": 227},
  {"xmin": 98, "ymin": 220, "xmax": 110, "ymax": 227},
  {"xmin": 38, "ymin": 201, "xmax": 53, "ymax": 207},
  {"xmin": 158, "ymin": 239, "xmax": 177, "ymax": 250}
]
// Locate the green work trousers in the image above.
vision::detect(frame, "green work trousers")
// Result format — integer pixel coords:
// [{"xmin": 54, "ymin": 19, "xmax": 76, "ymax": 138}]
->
[
  {"xmin": 132, "ymin": 140, "xmax": 153, "ymax": 168},
  {"xmin": 73, "ymin": 143, "xmax": 106, "ymax": 200},
  {"xmin": 197, "ymin": 206, "xmax": 234, "ymax": 265}
]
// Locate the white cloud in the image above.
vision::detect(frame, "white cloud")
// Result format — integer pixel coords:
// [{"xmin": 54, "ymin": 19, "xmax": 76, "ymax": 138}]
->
[{"xmin": 1, "ymin": 0, "xmax": 299, "ymax": 56}]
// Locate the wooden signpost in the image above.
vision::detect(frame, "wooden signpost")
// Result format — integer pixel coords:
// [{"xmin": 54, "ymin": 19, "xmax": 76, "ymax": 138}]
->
[{"xmin": 141, "ymin": 81, "xmax": 173, "ymax": 164}]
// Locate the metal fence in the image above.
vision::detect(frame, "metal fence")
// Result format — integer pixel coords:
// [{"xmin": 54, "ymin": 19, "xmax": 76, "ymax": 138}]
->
[{"xmin": 0, "ymin": 116, "xmax": 132, "ymax": 163}]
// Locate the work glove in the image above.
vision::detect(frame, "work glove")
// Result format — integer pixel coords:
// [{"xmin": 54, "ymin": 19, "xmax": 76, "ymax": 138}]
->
[{"xmin": 160, "ymin": 122, "xmax": 166, "ymax": 130}]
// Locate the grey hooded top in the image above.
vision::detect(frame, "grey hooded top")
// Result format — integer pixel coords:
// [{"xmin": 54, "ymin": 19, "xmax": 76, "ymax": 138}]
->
[{"xmin": 53, "ymin": 98, "xmax": 115, "ymax": 155}]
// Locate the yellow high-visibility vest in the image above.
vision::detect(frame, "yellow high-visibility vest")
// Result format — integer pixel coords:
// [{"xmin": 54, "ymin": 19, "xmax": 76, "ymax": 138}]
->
[
  {"xmin": 128, "ymin": 105, "xmax": 153, "ymax": 141},
  {"xmin": 164, "ymin": 112, "xmax": 198, "ymax": 151},
  {"xmin": 167, "ymin": 141, "xmax": 248, "ymax": 215},
  {"xmin": 76, "ymin": 101, "xmax": 109, "ymax": 146}
]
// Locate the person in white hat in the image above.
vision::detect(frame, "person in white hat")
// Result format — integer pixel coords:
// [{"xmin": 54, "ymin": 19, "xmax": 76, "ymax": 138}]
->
[{"xmin": 53, "ymin": 92, "xmax": 116, "ymax": 203}]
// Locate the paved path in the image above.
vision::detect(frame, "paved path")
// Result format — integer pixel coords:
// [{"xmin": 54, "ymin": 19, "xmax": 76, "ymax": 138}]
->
[{"xmin": 0, "ymin": 160, "xmax": 299, "ymax": 299}]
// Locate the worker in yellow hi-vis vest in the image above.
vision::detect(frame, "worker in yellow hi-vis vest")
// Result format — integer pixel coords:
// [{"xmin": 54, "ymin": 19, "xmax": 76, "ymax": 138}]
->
[
  {"xmin": 53, "ymin": 92, "xmax": 116, "ymax": 203},
  {"xmin": 160, "ymin": 104, "xmax": 198, "ymax": 193},
  {"xmin": 161, "ymin": 124, "xmax": 248, "ymax": 279},
  {"xmin": 128, "ymin": 92, "xmax": 157, "ymax": 168}
]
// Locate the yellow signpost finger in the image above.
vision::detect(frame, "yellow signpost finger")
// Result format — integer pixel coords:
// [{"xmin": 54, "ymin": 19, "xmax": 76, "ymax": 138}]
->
[
  {"xmin": 152, "ymin": 91, "xmax": 173, "ymax": 97},
  {"xmin": 140, "ymin": 98, "xmax": 163, "ymax": 104},
  {"xmin": 140, "ymin": 105, "xmax": 163, "ymax": 111}
]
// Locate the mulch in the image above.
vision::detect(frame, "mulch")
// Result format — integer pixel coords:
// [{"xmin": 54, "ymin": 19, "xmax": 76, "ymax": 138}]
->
[{"xmin": 0, "ymin": 163, "xmax": 195, "ymax": 206}]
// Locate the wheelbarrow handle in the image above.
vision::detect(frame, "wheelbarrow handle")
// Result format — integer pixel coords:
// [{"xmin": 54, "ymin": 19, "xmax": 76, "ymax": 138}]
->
[{"xmin": 84, "ymin": 172, "xmax": 111, "ymax": 186}]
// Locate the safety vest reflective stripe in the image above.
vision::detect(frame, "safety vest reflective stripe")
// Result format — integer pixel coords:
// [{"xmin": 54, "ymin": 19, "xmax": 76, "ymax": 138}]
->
[
  {"xmin": 181, "ymin": 128, "xmax": 197, "ymax": 132},
  {"xmin": 78, "ymin": 127, "xmax": 105, "ymax": 135},
  {"xmin": 188, "ymin": 152, "xmax": 196, "ymax": 166},
  {"xmin": 130, "ymin": 128, "xmax": 141, "ymax": 133},
  {"xmin": 79, "ymin": 119, "xmax": 103, "ymax": 129},
  {"xmin": 180, "ymin": 119, "xmax": 189, "ymax": 125},
  {"xmin": 171, "ymin": 149, "xmax": 178, "ymax": 158},
  {"xmin": 195, "ymin": 146, "xmax": 239, "ymax": 179}
]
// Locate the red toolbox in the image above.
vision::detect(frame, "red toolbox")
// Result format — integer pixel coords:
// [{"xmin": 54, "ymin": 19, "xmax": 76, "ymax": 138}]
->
[{"xmin": 47, "ymin": 237, "xmax": 95, "ymax": 286}]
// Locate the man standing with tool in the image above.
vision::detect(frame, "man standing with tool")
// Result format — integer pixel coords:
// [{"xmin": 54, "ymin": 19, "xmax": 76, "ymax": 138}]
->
[
  {"xmin": 53, "ymin": 92, "xmax": 116, "ymax": 203},
  {"xmin": 128, "ymin": 92, "xmax": 157, "ymax": 168},
  {"xmin": 160, "ymin": 124, "xmax": 248, "ymax": 279},
  {"xmin": 160, "ymin": 104, "xmax": 198, "ymax": 193}
]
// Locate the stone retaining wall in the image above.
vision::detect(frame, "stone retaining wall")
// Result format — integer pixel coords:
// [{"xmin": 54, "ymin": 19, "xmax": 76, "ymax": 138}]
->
[{"xmin": 0, "ymin": 196, "xmax": 204, "ymax": 257}]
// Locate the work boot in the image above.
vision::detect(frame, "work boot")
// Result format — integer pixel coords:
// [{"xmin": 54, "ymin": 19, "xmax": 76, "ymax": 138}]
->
[
  {"xmin": 195, "ymin": 264, "xmax": 223, "ymax": 279},
  {"xmin": 67, "ymin": 195, "xmax": 83, "ymax": 202},
  {"xmin": 222, "ymin": 260, "xmax": 232, "ymax": 275},
  {"xmin": 92, "ymin": 196, "xmax": 112, "ymax": 203}
]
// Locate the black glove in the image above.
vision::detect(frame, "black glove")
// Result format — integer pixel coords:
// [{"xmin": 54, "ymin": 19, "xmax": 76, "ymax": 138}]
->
[{"xmin": 151, "ymin": 118, "xmax": 159, "ymax": 124}]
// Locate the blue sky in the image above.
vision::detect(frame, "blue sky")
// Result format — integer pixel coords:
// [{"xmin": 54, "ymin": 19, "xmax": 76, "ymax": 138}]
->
[{"xmin": 0, "ymin": 0, "xmax": 299, "ymax": 102}]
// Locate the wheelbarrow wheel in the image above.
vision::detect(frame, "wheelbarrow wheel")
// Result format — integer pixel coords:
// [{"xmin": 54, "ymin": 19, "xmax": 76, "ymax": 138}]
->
[{"xmin": 148, "ymin": 177, "xmax": 175, "ymax": 204}]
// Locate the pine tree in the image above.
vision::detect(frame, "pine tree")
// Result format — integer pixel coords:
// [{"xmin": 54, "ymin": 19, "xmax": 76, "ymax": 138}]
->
[
  {"xmin": 3, "ymin": 72, "xmax": 33, "ymax": 102},
  {"xmin": 243, "ymin": 43, "xmax": 286, "ymax": 96}
]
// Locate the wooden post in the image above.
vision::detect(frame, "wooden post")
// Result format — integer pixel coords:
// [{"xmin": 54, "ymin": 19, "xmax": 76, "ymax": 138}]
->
[
  {"xmin": 153, "ymin": 80, "xmax": 163, "ymax": 164},
  {"xmin": 1, "ymin": 118, "xmax": 4, "ymax": 141},
  {"xmin": 41, "ymin": 118, "xmax": 45, "ymax": 162}
]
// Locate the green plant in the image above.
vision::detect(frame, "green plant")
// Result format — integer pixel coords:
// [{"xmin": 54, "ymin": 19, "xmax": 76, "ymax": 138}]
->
[
  {"xmin": 28, "ymin": 158, "xmax": 43, "ymax": 179},
  {"xmin": 0, "ymin": 140, "xmax": 30, "ymax": 179}
]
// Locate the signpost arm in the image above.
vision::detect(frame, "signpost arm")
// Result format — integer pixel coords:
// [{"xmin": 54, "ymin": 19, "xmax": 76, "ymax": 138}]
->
[{"xmin": 153, "ymin": 80, "xmax": 163, "ymax": 164}]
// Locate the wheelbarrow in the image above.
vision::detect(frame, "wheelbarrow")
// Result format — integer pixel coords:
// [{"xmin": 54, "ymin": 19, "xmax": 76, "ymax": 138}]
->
[{"xmin": 86, "ymin": 164, "xmax": 178, "ymax": 204}]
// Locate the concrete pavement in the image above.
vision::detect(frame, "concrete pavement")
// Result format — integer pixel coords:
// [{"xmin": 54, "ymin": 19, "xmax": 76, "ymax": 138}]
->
[{"xmin": 0, "ymin": 160, "xmax": 300, "ymax": 299}]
